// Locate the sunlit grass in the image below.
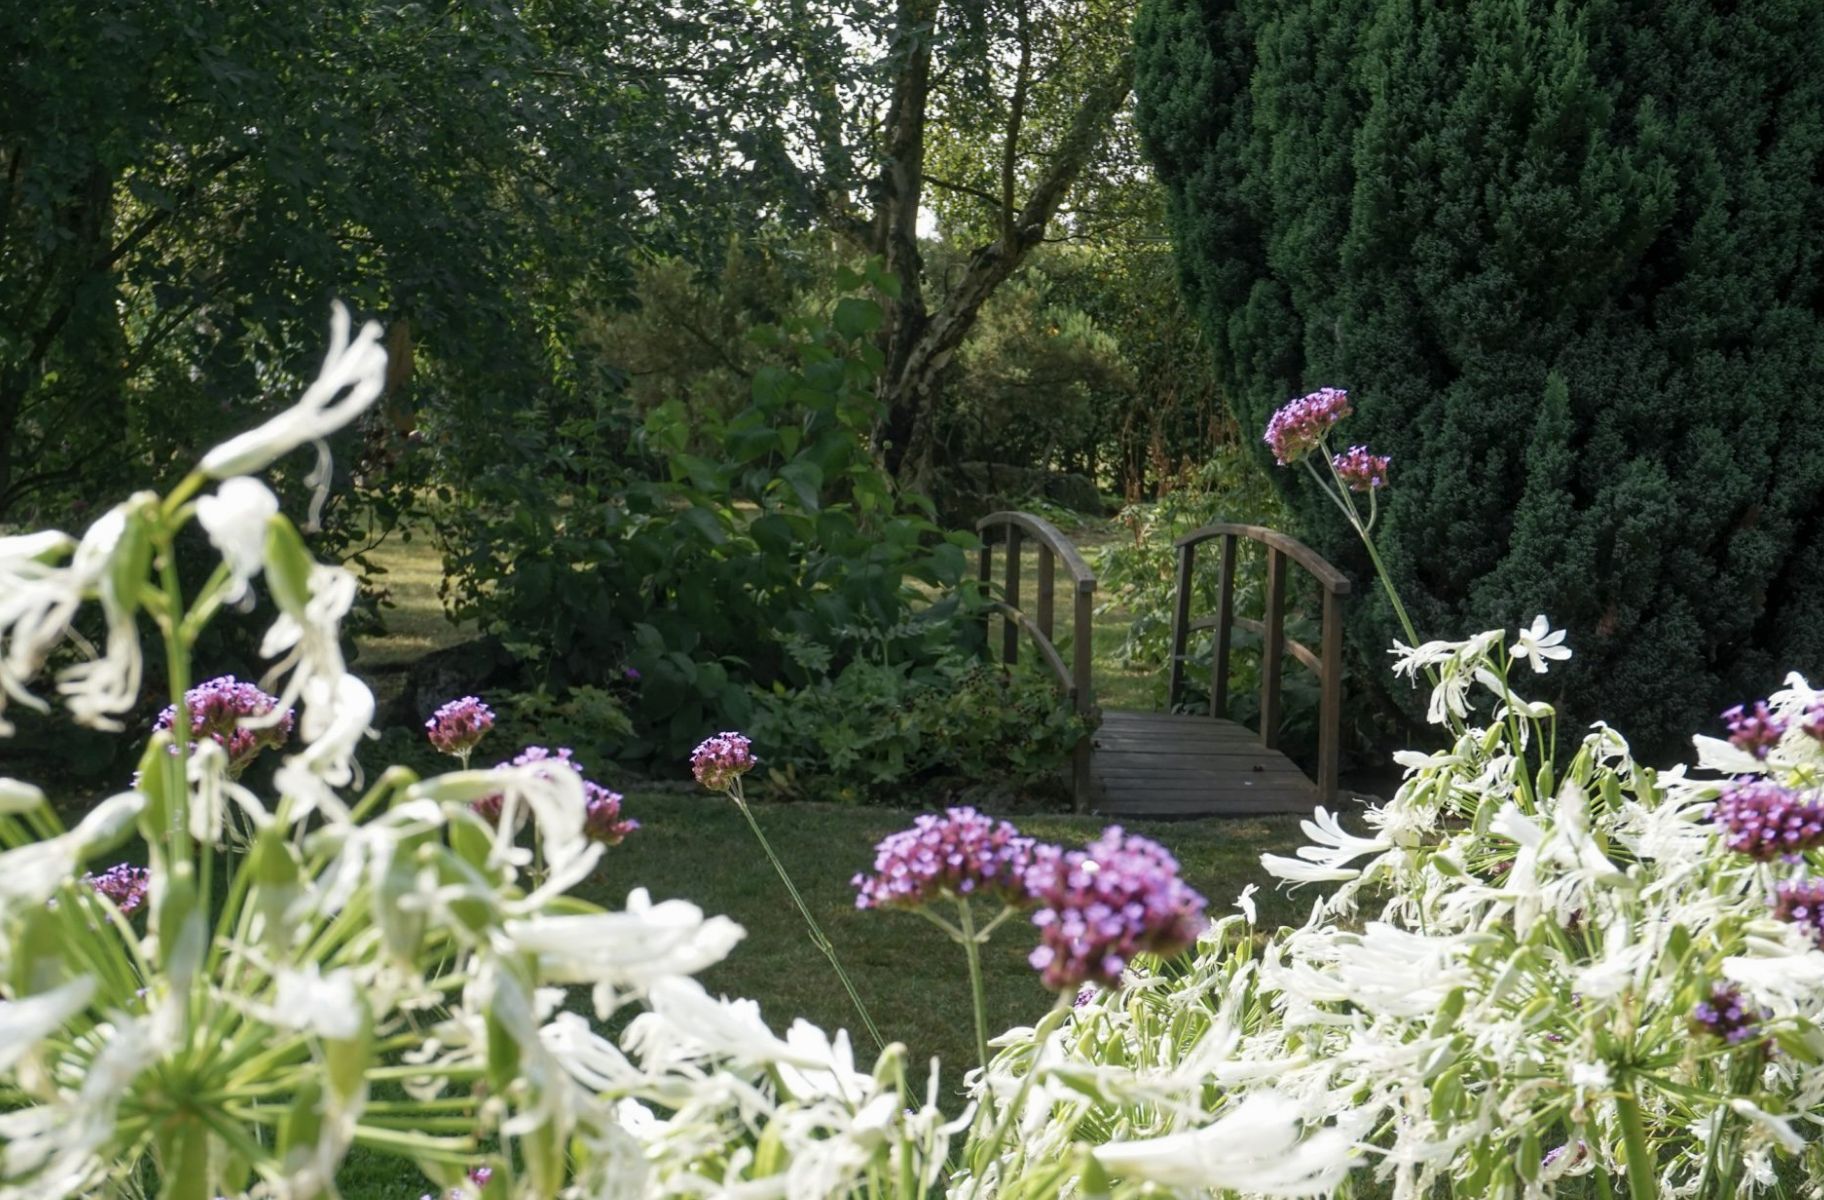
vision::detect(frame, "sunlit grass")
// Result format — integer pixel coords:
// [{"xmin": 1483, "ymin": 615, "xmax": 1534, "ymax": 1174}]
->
[{"xmin": 335, "ymin": 793, "xmax": 1305, "ymax": 1196}]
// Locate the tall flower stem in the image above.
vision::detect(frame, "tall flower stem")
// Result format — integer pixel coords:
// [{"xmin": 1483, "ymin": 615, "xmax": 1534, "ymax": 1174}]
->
[
  {"xmin": 1303, "ymin": 449, "xmax": 1443, "ymax": 700},
  {"xmin": 729, "ymin": 784, "xmax": 884, "ymax": 1049},
  {"xmin": 957, "ymin": 898, "xmax": 992, "ymax": 1074},
  {"xmin": 1615, "ymin": 1082, "xmax": 1658, "ymax": 1200},
  {"xmin": 971, "ymin": 997, "xmax": 1071, "ymax": 1193}
]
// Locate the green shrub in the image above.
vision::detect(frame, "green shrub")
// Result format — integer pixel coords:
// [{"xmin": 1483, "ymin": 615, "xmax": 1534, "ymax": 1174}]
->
[
  {"xmin": 436, "ymin": 269, "xmax": 984, "ymax": 766},
  {"xmin": 746, "ymin": 652, "xmax": 1093, "ymax": 805},
  {"xmin": 1134, "ymin": 0, "xmax": 1824, "ymax": 753}
]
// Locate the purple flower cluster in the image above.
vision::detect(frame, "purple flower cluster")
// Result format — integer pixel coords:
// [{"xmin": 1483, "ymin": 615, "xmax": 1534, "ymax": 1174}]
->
[
  {"xmin": 1263, "ymin": 387, "xmax": 1352, "ymax": 465},
  {"xmin": 426, "ymin": 696, "xmax": 495, "ymax": 758},
  {"xmin": 1024, "ymin": 827, "xmax": 1208, "ymax": 992},
  {"xmin": 1803, "ymin": 700, "xmax": 1824, "ymax": 745},
  {"xmin": 476, "ymin": 746, "xmax": 636, "ymax": 846},
  {"xmin": 1331, "ymin": 445, "xmax": 1391, "ymax": 492},
  {"xmin": 1775, "ymin": 878, "xmax": 1824, "ymax": 947},
  {"xmin": 851, "ymin": 807, "xmax": 1038, "ymax": 910},
  {"xmin": 691, "ymin": 732, "xmax": 756, "ymax": 792},
  {"xmin": 154, "ymin": 675, "xmax": 293, "ymax": 774},
  {"xmin": 84, "ymin": 864, "xmax": 150, "ymax": 916},
  {"xmin": 1691, "ymin": 982, "xmax": 1762, "ymax": 1045},
  {"xmin": 582, "ymin": 781, "xmax": 637, "ymax": 846},
  {"xmin": 1713, "ymin": 779, "xmax": 1824, "ymax": 861},
  {"xmin": 1724, "ymin": 701, "xmax": 1786, "ymax": 761}
]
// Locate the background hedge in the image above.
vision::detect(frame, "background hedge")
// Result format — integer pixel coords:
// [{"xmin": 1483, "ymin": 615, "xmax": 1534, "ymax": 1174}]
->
[{"xmin": 1134, "ymin": 0, "xmax": 1824, "ymax": 754}]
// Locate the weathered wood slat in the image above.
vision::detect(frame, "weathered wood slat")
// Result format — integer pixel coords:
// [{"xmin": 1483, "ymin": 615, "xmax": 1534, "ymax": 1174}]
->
[
  {"xmin": 1091, "ymin": 731, "xmax": 1263, "ymax": 749},
  {"xmin": 1088, "ymin": 708, "xmax": 1332, "ymax": 818},
  {"xmin": 1096, "ymin": 761, "xmax": 1309, "ymax": 777}
]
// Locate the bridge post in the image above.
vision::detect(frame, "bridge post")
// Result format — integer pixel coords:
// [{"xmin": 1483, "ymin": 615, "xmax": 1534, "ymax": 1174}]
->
[
  {"xmin": 1167, "ymin": 541, "xmax": 1194, "ymax": 709},
  {"xmin": 977, "ymin": 536, "xmax": 993, "ymax": 652},
  {"xmin": 1036, "ymin": 546, "xmax": 1056, "ymax": 643},
  {"xmin": 1318, "ymin": 586, "xmax": 1344, "ymax": 805},
  {"xmin": 1260, "ymin": 547, "xmax": 1286, "ymax": 749},
  {"xmin": 1212, "ymin": 533, "xmax": 1236, "ymax": 719},
  {"xmin": 1072, "ymin": 579, "xmax": 1096, "ymax": 813},
  {"xmin": 1000, "ymin": 527, "xmax": 1022, "ymax": 665}
]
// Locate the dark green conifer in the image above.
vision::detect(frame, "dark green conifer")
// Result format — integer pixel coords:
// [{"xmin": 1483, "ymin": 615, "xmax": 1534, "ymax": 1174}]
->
[{"xmin": 1135, "ymin": 0, "xmax": 1824, "ymax": 751}]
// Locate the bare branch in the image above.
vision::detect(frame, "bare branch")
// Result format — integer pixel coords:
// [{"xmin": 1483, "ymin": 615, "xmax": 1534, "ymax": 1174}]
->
[
  {"xmin": 922, "ymin": 173, "xmax": 1004, "ymax": 211},
  {"xmin": 1000, "ymin": 0, "xmax": 1033, "ymax": 245}
]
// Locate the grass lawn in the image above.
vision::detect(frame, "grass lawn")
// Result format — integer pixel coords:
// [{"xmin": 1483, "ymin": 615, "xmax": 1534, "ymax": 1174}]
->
[
  {"xmin": 332, "ymin": 513, "xmax": 1312, "ymax": 1194},
  {"xmin": 337, "ymin": 792, "xmax": 1308, "ymax": 1197}
]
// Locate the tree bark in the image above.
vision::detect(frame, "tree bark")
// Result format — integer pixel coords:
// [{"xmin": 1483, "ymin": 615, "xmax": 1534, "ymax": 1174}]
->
[{"xmin": 874, "ymin": 50, "xmax": 1134, "ymax": 487}]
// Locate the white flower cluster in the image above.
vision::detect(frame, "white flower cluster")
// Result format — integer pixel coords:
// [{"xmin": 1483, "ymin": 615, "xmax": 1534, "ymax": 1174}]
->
[
  {"xmin": 0, "ymin": 307, "xmax": 963, "ymax": 1200},
  {"xmin": 1000, "ymin": 628, "xmax": 1824, "ymax": 1198}
]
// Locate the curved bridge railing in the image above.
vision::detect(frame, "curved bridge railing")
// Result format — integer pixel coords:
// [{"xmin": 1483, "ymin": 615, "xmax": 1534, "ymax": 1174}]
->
[
  {"xmin": 1167, "ymin": 523, "xmax": 1351, "ymax": 804},
  {"xmin": 975, "ymin": 511, "xmax": 1097, "ymax": 809}
]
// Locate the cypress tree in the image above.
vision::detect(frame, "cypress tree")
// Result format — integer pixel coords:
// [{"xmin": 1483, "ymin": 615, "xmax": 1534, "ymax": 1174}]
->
[{"xmin": 1134, "ymin": 0, "xmax": 1824, "ymax": 753}]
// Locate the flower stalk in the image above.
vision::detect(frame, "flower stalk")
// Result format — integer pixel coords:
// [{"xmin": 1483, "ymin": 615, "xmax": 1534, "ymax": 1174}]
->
[{"xmin": 729, "ymin": 776, "xmax": 885, "ymax": 1050}]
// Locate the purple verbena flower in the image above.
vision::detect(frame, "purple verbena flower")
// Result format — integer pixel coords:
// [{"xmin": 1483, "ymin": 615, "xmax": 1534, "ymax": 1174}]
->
[
  {"xmin": 1331, "ymin": 445, "xmax": 1390, "ymax": 492},
  {"xmin": 1023, "ymin": 827, "xmax": 1208, "ymax": 992},
  {"xmin": 1775, "ymin": 877, "xmax": 1824, "ymax": 947},
  {"xmin": 1713, "ymin": 779, "xmax": 1824, "ymax": 860},
  {"xmin": 1542, "ymin": 1141, "xmax": 1588, "ymax": 1176},
  {"xmin": 154, "ymin": 675, "xmax": 293, "ymax": 774},
  {"xmin": 852, "ymin": 807, "xmax": 1039, "ymax": 911},
  {"xmin": 1691, "ymin": 982, "xmax": 1762, "ymax": 1044},
  {"xmin": 470, "ymin": 791, "xmax": 507, "ymax": 827},
  {"xmin": 691, "ymin": 732, "xmax": 756, "ymax": 792},
  {"xmin": 1263, "ymin": 387, "xmax": 1352, "ymax": 465},
  {"xmin": 582, "ymin": 781, "xmax": 637, "ymax": 846},
  {"xmin": 623, "ymin": 667, "xmax": 642, "ymax": 682},
  {"xmin": 84, "ymin": 864, "xmax": 150, "ymax": 916},
  {"xmin": 1723, "ymin": 701, "xmax": 1787, "ymax": 761},
  {"xmin": 425, "ymin": 696, "xmax": 495, "ymax": 758}
]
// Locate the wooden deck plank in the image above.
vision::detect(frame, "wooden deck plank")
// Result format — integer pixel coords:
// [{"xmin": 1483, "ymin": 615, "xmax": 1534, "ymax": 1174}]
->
[{"xmin": 1088, "ymin": 709, "xmax": 1322, "ymax": 818}]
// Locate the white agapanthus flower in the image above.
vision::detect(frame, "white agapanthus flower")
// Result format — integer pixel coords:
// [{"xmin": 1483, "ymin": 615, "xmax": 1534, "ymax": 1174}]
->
[
  {"xmin": 0, "ymin": 778, "xmax": 45, "ymax": 812},
  {"xmin": 504, "ymin": 888, "xmax": 746, "ymax": 1008},
  {"xmin": 273, "ymin": 672, "xmax": 375, "ymax": 822},
  {"xmin": 0, "ymin": 978, "xmax": 96, "ymax": 1074},
  {"xmin": 271, "ymin": 966, "xmax": 364, "ymax": 1042},
  {"xmin": 0, "ymin": 791, "xmax": 143, "ymax": 909},
  {"xmin": 1509, "ymin": 614, "xmax": 1571, "ymax": 673},
  {"xmin": 0, "ymin": 531, "xmax": 76, "ymax": 733},
  {"xmin": 55, "ymin": 494, "xmax": 156, "ymax": 730},
  {"xmin": 198, "ymin": 302, "xmax": 387, "ymax": 479},
  {"xmin": 1094, "ymin": 1093, "xmax": 1357, "ymax": 1195},
  {"xmin": 259, "ymin": 560, "xmax": 358, "ymax": 715},
  {"xmin": 196, "ymin": 475, "xmax": 279, "ymax": 602}
]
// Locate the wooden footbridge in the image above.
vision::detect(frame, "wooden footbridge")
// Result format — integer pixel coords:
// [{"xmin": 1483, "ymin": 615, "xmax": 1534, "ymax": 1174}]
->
[{"xmin": 977, "ymin": 511, "xmax": 1361, "ymax": 819}]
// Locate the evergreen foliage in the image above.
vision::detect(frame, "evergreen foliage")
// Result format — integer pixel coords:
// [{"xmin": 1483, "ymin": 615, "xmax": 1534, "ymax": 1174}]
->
[{"xmin": 1134, "ymin": 0, "xmax": 1824, "ymax": 751}]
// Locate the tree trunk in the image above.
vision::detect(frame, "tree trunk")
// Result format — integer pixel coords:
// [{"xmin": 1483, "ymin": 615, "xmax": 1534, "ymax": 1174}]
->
[{"xmin": 873, "ymin": 51, "xmax": 1135, "ymax": 487}]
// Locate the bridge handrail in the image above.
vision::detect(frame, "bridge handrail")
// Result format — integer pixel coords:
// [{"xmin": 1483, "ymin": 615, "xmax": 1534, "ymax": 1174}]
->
[
  {"xmin": 976, "ymin": 511, "xmax": 1097, "ymax": 810},
  {"xmin": 1167, "ymin": 521, "xmax": 1349, "ymax": 804},
  {"xmin": 1174, "ymin": 522, "xmax": 1351, "ymax": 595},
  {"xmin": 979, "ymin": 511, "xmax": 1096, "ymax": 590}
]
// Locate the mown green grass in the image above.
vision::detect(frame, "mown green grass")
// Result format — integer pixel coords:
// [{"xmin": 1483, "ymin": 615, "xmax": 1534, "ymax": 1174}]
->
[
  {"xmin": 355, "ymin": 527, "xmax": 472, "ymax": 669},
  {"xmin": 334, "ymin": 518, "xmax": 1293, "ymax": 1194},
  {"xmin": 336, "ymin": 793, "xmax": 1307, "ymax": 1196}
]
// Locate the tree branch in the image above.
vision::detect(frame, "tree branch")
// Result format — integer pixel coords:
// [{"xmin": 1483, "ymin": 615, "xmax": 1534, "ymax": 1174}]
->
[
  {"xmin": 881, "ymin": 50, "xmax": 1136, "ymax": 480},
  {"xmin": 870, "ymin": 0, "xmax": 939, "ymax": 311},
  {"xmin": 1000, "ymin": 0, "xmax": 1033, "ymax": 245},
  {"xmin": 922, "ymin": 173, "xmax": 1004, "ymax": 211}
]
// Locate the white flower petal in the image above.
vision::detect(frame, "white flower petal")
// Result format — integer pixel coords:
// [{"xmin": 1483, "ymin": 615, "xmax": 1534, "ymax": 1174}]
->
[
  {"xmin": 0, "ymin": 977, "xmax": 95, "ymax": 1072},
  {"xmin": 200, "ymin": 303, "xmax": 388, "ymax": 479},
  {"xmin": 196, "ymin": 477, "xmax": 279, "ymax": 600}
]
